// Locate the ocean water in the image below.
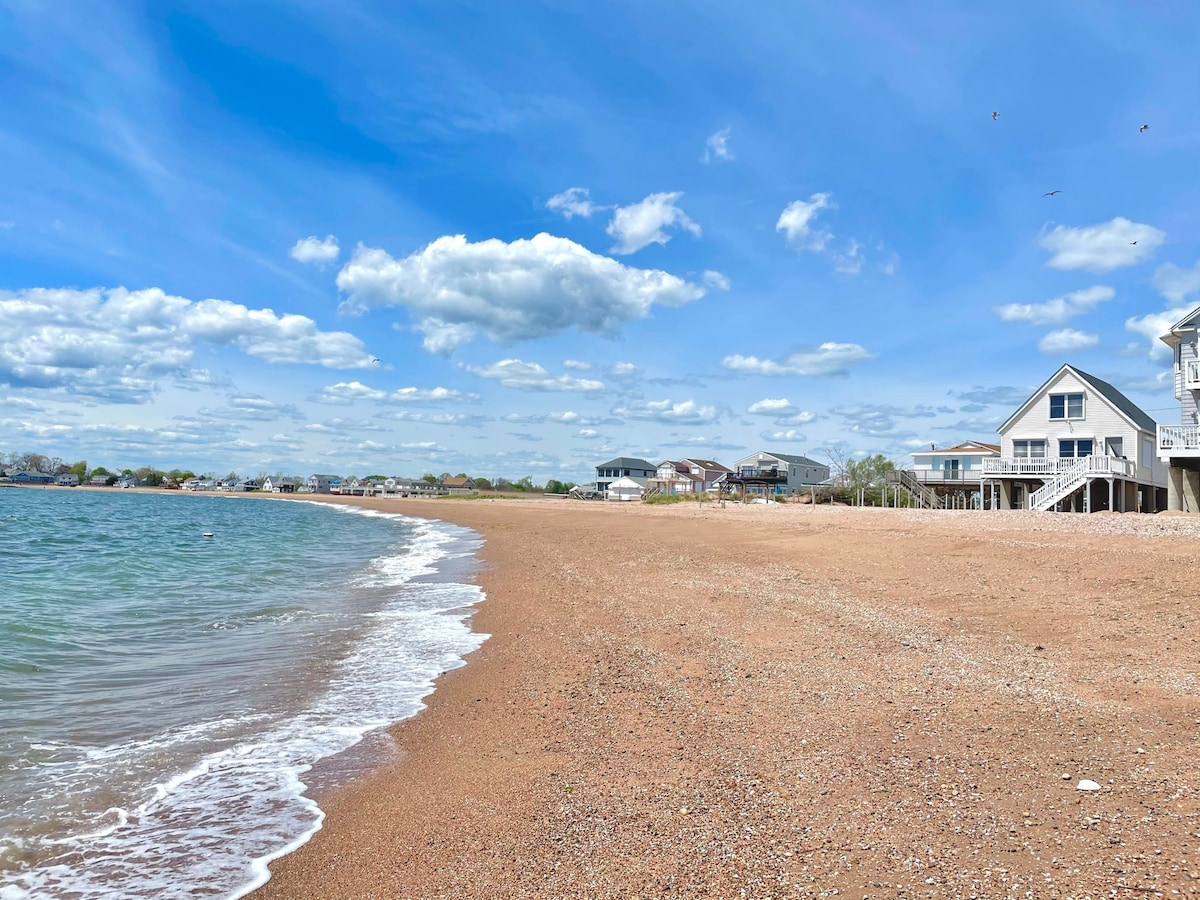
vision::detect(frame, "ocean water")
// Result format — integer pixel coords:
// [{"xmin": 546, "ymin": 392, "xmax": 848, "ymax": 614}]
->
[{"xmin": 0, "ymin": 488, "xmax": 487, "ymax": 899}]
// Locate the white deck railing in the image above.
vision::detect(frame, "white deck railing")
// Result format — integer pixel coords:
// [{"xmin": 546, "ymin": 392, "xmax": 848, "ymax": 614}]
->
[
  {"xmin": 1158, "ymin": 424, "xmax": 1200, "ymax": 454},
  {"xmin": 982, "ymin": 455, "xmax": 1135, "ymax": 479}
]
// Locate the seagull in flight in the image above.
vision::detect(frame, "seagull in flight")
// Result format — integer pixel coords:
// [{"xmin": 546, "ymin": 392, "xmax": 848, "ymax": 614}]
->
[
  {"xmin": 1139, "ymin": 124, "xmax": 1149, "ymax": 132},
  {"xmin": 991, "ymin": 111, "xmax": 999, "ymax": 121},
  {"xmin": 370, "ymin": 357, "xmax": 382, "ymax": 364},
  {"xmin": 1130, "ymin": 241, "xmax": 1139, "ymax": 246},
  {"xmin": 1043, "ymin": 190, "xmax": 1062, "ymax": 197}
]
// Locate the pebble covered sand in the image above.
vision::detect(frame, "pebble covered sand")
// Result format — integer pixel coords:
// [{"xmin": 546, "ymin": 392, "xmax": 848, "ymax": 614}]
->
[{"xmin": 252, "ymin": 497, "xmax": 1200, "ymax": 899}]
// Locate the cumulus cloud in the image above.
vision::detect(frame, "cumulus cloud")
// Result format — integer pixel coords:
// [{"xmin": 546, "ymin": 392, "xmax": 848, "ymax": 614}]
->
[
  {"xmin": 563, "ymin": 359, "xmax": 593, "ymax": 371},
  {"xmin": 1039, "ymin": 218, "xmax": 1165, "ymax": 272},
  {"xmin": 1125, "ymin": 310, "xmax": 1185, "ymax": 362},
  {"xmin": 380, "ymin": 410, "xmax": 491, "ymax": 427},
  {"xmin": 993, "ymin": 285, "xmax": 1114, "ymax": 325},
  {"xmin": 759, "ymin": 429, "xmax": 807, "ymax": 443},
  {"xmin": 1152, "ymin": 261, "xmax": 1200, "ymax": 305},
  {"xmin": 1038, "ymin": 328, "xmax": 1099, "ymax": 353},
  {"xmin": 606, "ymin": 192, "xmax": 701, "ymax": 255},
  {"xmin": 0, "ymin": 286, "xmax": 374, "ymax": 402},
  {"xmin": 747, "ymin": 398, "xmax": 796, "ymax": 415},
  {"xmin": 721, "ymin": 342, "xmax": 876, "ymax": 377},
  {"xmin": 336, "ymin": 234, "xmax": 706, "ymax": 355},
  {"xmin": 702, "ymin": 126, "xmax": 733, "ymax": 163},
  {"xmin": 546, "ymin": 187, "xmax": 605, "ymax": 220},
  {"xmin": 611, "ymin": 398, "xmax": 720, "ymax": 425},
  {"xmin": 289, "ymin": 235, "xmax": 341, "ymax": 266},
  {"xmin": 832, "ymin": 239, "xmax": 864, "ymax": 275},
  {"xmin": 776, "ymin": 193, "xmax": 834, "ymax": 253},
  {"xmin": 702, "ymin": 270, "xmax": 730, "ymax": 290},
  {"xmin": 465, "ymin": 358, "xmax": 606, "ymax": 392},
  {"xmin": 608, "ymin": 361, "xmax": 640, "ymax": 380}
]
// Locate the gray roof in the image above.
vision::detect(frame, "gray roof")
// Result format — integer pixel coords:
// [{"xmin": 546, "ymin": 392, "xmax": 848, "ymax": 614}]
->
[
  {"xmin": 1072, "ymin": 368, "xmax": 1157, "ymax": 432},
  {"xmin": 596, "ymin": 457, "xmax": 657, "ymax": 470},
  {"xmin": 681, "ymin": 458, "xmax": 732, "ymax": 472},
  {"xmin": 765, "ymin": 452, "xmax": 828, "ymax": 468}
]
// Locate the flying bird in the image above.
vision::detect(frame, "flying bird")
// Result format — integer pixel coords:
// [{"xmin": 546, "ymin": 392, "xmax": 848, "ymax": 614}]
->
[
  {"xmin": 1139, "ymin": 124, "xmax": 1149, "ymax": 132},
  {"xmin": 371, "ymin": 357, "xmax": 382, "ymax": 364},
  {"xmin": 1043, "ymin": 190, "xmax": 1062, "ymax": 197},
  {"xmin": 1130, "ymin": 241, "xmax": 1138, "ymax": 245},
  {"xmin": 991, "ymin": 111, "xmax": 999, "ymax": 121}
]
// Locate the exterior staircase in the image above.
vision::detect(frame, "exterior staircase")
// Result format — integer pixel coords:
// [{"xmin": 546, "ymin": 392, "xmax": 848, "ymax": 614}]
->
[
  {"xmin": 1027, "ymin": 457, "xmax": 1091, "ymax": 511},
  {"xmin": 888, "ymin": 469, "xmax": 946, "ymax": 509}
]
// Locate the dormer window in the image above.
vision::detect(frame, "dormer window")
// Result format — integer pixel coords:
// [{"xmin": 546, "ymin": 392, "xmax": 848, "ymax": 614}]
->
[{"xmin": 1049, "ymin": 393, "xmax": 1084, "ymax": 420}]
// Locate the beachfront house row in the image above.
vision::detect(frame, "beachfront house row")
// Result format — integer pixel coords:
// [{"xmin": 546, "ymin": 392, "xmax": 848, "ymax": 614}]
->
[
  {"xmin": 725, "ymin": 452, "xmax": 831, "ymax": 498},
  {"xmin": 595, "ymin": 457, "xmax": 656, "ymax": 497},
  {"xmin": 981, "ymin": 364, "xmax": 1166, "ymax": 512},
  {"xmin": 1155, "ymin": 304, "xmax": 1200, "ymax": 512}
]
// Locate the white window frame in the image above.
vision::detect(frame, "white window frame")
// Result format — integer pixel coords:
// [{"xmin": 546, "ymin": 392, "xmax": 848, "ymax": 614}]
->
[{"xmin": 1049, "ymin": 392, "xmax": 1086, "ymax": 421}]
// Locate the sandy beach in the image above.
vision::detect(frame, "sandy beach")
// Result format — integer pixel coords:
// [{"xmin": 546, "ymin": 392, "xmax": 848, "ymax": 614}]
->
[{"xmin": 251, "ymin": 497, "xmax": 1200, "ymax": 898}]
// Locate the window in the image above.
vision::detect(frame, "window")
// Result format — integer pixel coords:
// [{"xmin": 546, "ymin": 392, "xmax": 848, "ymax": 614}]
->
[
  {"xmin": 1013, "ymin": 440, "xmax": 1046, "ymax": 458},
  {"xmin": 1049, "ymin": 393, "xmax": 1085, "ymax": 419},
  {"xmin": 1059, "ymin": 439, "xmax": 1093, "ymax": 458},
  {"xmin": 1105, "ymin": 437, "xmax": 1123, "ymax": 458}
]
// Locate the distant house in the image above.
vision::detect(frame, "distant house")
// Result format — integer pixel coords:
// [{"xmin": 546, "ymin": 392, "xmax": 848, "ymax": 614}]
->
[
  {"xmin": 262, "ymin": 476, "xmax": 296, "ymax": 494},
  {"xmin": 90, "ymin": 474, "xmax": 111, "ymax": 487},
  {"xmin": 605, "ymin": 475, "xmax": 646, "ymax": 501},
  {"xmin": 595, "ymin": 457, "xmax": 656, "ymax": 497},
  {"xmin": 679, "ymin": 458, "xmax": 733, "ymax": 492},
  {"xmin": 726, "ymin": 452, "xmax": 831, "ymax": 498},
  {"xmin": 982, "ymin": 363, "xmax": 1166, "ymax": 512},
  {"xmin": 1155, "ymin": 305, "xmax": 1200, "ymax": 511},
  {"xmin": 650, "ymin": 461, "xmax": 705, "ymax": 495},
  {"xmin": 307, "ymin": 474, "xmax": 340, "ymax": 494},
  {"xmin": 442, "ymin": 475, "xmax": 474, "ymax": 494},
  {"xmin": 13, "ymin": 471, "xmax": 54, "ymax": 485},
  {"xmin": 55, "ymin": 474, "xmax": 80, "ymax": 487},
  {"xmin": 896, "ymin": 441, "xmax": 1001, "ymax": 507}
]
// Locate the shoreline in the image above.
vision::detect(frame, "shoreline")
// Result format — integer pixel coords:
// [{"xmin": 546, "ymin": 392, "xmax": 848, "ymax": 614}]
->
[{"xmin": 246, "ymin": 496, "xmax": 1200, "ymax": 897}]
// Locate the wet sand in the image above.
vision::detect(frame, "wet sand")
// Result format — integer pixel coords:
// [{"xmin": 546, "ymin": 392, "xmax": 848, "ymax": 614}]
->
[{"xmin": 251, "ymin": 496, "xmax": 1200, "ymax": 898}]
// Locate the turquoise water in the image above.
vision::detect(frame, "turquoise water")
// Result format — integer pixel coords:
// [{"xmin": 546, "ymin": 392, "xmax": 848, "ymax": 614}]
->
[{"xmin": 0, "ymin": 488, "xmax": 486, "ymax": 899}]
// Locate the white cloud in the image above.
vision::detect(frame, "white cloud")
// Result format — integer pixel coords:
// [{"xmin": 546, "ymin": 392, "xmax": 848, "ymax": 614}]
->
[
  {"xmin": 315, "ymin": 382, "xmax": 477, "ymax": 405},
  {"xmin": 832, "ymin": 239, "xmax": 864, "ymax": 275},
  {"xmin": 1152, "ymin": 261, "xmax": 1200, "ymax": 305},
  {"xmin": 702, "ymin": 126, "xmax": 733, "ymax": 163},
  {"xmin": 760, "ymin": 429, "xmax": 807, "ymax": 442},
  {"xmin": 546, "ymin": 187, "xmax": 605, "ymax": 220},
  {"xmin": 381, "ymin": 410, "xmax": 490, "ymax": 427},
  {"xmin": 336, "ymin": 234, "xmax": 706, "ymax": 355},
  {"xmin": 575, "ymin": 428, "xmax": 602, "ymax": 439},
  {"xmin": 1038, "ymin": 328, "xmax": 1099, "ymax": 353},
  {"xmin": 606, "ymin": 192, "xmax": 701, "ymax": 255},
  {"xmin": 1125, "ymin": 309, "xmax": 1188, "ymax": 362},
  {"xmin": 747, "ymin": 398, "xmax": 795, "ymax": 415},
  {"xmin": 702, "ymin": 270, "xmax": 730, "ymax": 290},
  {"xmin": 1039, "ymin": 217, "xmax": 1165, "ymax": 272},
  {"xmin": 465, "ymin": 358, "xmax": 606, "ymax": 392},
  {"xmin": 563, "ymin": 359, "xmax": 593, "ymax": 371},
  {"xmin": 993, "ymin": 285, "xmax": 1115, "ymax": 325},
  {"xmin": 611, "ymin": 398, "xmax": 720, "ymax": 425},
  {"xmin": 776, "ymin": 193, "xmax": 834, "ymax": 252},
  {"xmin": 289, "ymin": 235, "xmax": 341, "ymax": 266},
  {"xmin": 721, "ymin": 342, "xmax": 876, "ymax": 377},
  {"xmin": 0, "ymin": 286, "xmax": 374, "ymax": 402},
  {"xmin": 608, "ymin": 361, "xmax": 640, "ymax": 379}
]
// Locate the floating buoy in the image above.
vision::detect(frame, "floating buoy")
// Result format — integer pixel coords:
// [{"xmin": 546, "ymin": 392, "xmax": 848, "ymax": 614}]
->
[{"xmin": 202, "ymin": 532, "xmax": 214, "ymax": 538}]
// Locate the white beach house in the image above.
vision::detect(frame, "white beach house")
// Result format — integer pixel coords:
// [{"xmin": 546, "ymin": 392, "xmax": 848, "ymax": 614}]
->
[
  {"xmin": 981, "ymin": 364, "xmax": 1166, "ymax": 512},
  {"xmin": 1155, "ymin": 305, "xmax": 1200, "ymax": 511}
]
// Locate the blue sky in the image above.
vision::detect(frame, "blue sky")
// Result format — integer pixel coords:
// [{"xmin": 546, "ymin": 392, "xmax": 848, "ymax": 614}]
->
[{"xmin": 1, "ymin": 0, "xmax": 1198, "ymax": 481}]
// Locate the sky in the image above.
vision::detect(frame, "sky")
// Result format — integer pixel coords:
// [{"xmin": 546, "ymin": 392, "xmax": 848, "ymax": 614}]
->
[{"xmin": 1, "ymin": 0, "xmax": 1198, "ymax": 482}]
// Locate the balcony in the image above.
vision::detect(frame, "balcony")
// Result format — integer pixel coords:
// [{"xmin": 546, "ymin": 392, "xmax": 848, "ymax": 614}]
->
[
  {"xmin": 1185, "ymin": 361, "xmax": 1200, "ymax": 391},
  {"xmin": 1158, "ymin": 424, "xmax": 1200, "ymax": 457},
  {"xmin": 902, "ymin": 469, "xmax": 978, "ymax": 484},
  {"xmin": 727, "ymin": 466, "xmax": 788, "ymax": 483},
  {"xmin": 982, "ymin": 455, "xmax": 1136, "ymax": 479}
]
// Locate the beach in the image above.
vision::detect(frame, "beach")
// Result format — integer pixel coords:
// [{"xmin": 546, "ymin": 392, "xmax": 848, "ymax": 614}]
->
[{"xmin": 252, "ymin": 497, "xmax": 1200, "ymax": 898}]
